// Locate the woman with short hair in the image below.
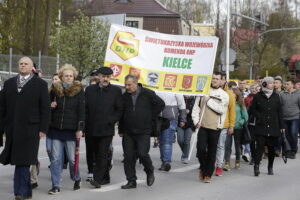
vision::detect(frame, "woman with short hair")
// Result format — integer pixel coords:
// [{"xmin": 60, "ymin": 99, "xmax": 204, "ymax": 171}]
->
[{"xmin": 48, "ymin": 64, "xmax": 85, "ymax": 194}]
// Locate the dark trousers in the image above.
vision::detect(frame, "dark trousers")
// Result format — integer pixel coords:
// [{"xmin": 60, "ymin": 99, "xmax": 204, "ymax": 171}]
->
[
  {"xmin": 254, "ymin": 135, "xmax": 278, "ymax": 168},
  {"xmin": 224, "ymin": 129, "xmax": 242, "ymax": 162},
  {"xmin": 85, "ymin": 136, "xmax": 95, "ymax": 174},
  {"xmin": 14, "ymin": 165, "xmax": 31, "ymax": 197},
  {"xmin": 92, "ymin": 136, "xmax": 113, "ymax": 183},
  {"xmin": 248, "ymin": 125, "xmax": 256, "ymax": 157},
  {"xmin": 284, "ymin": 119, "xmax": 299, "ymax": 153},
  {"xmin": 197, "ymin": 128, "xmax": 220, "ymax": 177},
  {"xmin": 122, "ymin": 134, "xmax": 154, "ymax": 182}
]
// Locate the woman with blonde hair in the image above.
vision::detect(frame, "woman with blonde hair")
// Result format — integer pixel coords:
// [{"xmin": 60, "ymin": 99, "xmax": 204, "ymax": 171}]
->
[{"xmin": 48, "ymin": 64, "xmax": 85, "ymax": 194}]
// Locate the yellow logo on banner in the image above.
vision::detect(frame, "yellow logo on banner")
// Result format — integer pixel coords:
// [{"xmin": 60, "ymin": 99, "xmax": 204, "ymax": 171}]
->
[{"xmin": 110, "ymin": 31, "xmax": 139, "ymax": 61}]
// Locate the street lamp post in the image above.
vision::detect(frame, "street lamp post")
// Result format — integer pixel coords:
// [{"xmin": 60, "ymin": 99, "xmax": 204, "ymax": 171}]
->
[
  {"xmin": 56, "ymin": 1, "xmax": 61, "ymax": 72},
  {"xmin": 226, "ymin": 0, "xmax": 231, "ymax": 80}
]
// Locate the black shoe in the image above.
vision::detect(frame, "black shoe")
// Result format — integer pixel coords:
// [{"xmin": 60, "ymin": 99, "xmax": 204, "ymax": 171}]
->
[
  {"xmin": 100, "ymin": 179, "xmax": 110, "ymax": 185},
  {"xmin": 121, "ymin": 181, "xmax": 137, "ymax": 189},
  {"xmin": 73, "ymin": 179, "xmax": 81, "ymax": 190},
  {"xmin": 15, "ymin": 195, "xmax": 32, "ymax": 200},
  {"xmin": 254, "ymin": 165, "xmax": 260, "ymax": 177},
  {"xmin": 268, "ymin": 168, "xmax": 274, "ymax": 175},
  {"xmin": 90, "ymin": 180, "xmax": 101, "ymax": 188},
  {"xmin": 287, "ymin": 152, "xmax": 295, "ymax": 159},
  {"xmin": 31, "ymin": 182, "xmax": 38, "ymax": 189},
  {"xmin": 146, "ymin": 173, "xmax": 155, "ymax": 186},
  {"xmin": 48, "ymin": 187, "xmax": 60, "ymax": 195},
  {"xmin": 159, "ymin": 163, "xmax": 171, "ymax": 172}
]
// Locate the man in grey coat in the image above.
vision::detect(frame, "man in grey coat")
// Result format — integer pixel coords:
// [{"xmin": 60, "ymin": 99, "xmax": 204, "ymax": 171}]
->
[{"xmin": 280, "ymin": 79, "xmax": 300, "ymax": 159}]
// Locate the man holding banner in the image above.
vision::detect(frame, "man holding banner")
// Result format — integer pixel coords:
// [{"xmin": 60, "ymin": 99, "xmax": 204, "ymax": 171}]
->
[{"xmin": 192, "ymin": 72, "xmax": 229, "ymax": 183}]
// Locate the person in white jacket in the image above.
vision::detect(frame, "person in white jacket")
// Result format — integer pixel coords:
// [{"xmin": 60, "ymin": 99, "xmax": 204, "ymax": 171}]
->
[
  {"xmin": 192, "ymin": 72, "xmax": 229, "ymax": 183},
  {"xmin": 156, "ymin": 92, "xmax": 187, "ymax": 171}
]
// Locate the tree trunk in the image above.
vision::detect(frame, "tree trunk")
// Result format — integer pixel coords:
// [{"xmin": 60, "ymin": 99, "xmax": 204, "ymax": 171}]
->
[
  {"xmin": 23, "ymin": 0, "xmax": 33, "ymax": 55},
  {"xmin": 43, "ymin": 0, "xmax": 52, "ymax": 55},
  {"xmin": 32, "ymin": 0, "xmax": 41, "ymax": 56}
]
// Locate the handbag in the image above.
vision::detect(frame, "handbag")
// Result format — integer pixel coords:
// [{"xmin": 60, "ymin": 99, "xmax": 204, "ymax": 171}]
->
[
  {"xmin": 281, "ymin": 132, "xmax": 292, "ymax": 164},
  {"xmin": 241, "ymin": 123, "xmax": 252, "ymax": 145},
  {"xmin": 151, "ymin": 117, "xmax": 170, "ymax": 137}
]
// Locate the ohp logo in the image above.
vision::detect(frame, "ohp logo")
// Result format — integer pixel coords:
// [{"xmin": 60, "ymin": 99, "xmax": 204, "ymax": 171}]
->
[{"xmin": 110, "ymin": 31, "xmax": 139, "ymax": 61}]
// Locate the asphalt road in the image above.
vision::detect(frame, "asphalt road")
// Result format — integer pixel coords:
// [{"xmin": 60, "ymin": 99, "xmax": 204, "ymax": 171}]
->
[{"xmin": 0, "ymin": 135, "xmax": 299, "ymax": 200}]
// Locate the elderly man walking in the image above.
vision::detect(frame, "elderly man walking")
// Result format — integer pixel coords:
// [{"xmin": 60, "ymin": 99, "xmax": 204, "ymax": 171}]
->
[
  {"xmin": 0, "ymin": 57, "xmax": 50, "ymax": 200},
  {"xmin": 119, "ymin": 75, "xmax": 165, "ymax": 189}
]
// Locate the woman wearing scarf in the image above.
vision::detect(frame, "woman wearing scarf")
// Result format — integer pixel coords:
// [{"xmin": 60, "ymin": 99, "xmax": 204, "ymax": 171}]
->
[
  {"xmin": 48, "ymin": 64, "xmax": 85, "ymax": 194},
  {"xmin": 249, "ymin": 77, "xmax": 284, "ymax": 176}
]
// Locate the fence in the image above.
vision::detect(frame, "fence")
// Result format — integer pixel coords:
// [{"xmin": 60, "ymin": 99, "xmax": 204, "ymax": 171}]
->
[{"xmin": 0, "ymin": 50, "xmax": 67, "ymax": 89}]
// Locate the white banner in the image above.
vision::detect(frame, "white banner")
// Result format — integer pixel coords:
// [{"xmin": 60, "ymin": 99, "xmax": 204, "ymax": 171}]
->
[{"xmin": 104, "ymin": 24, "xmax": 219, "ymax": 95}]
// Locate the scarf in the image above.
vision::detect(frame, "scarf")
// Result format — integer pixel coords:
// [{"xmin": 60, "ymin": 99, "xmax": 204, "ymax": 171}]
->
[
  {"xmin": 262, "ymin": 87, "xmax": 273, "ymax": 98},
  {"xmin": 62, "ymin": 83, "xmax": 71, "ymax": 88},
  {"xmin": 17, "ymin": 73, "xmax": 34, "ymax": 92}
]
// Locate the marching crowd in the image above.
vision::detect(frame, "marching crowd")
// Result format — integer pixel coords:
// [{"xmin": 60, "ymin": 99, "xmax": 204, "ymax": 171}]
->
[{"xmin": 0, "ymin": 56, "xmax": 299, "ymax": 200}]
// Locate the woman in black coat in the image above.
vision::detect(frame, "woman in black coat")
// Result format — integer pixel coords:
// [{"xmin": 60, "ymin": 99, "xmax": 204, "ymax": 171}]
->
[
  {"xmin": 250, "ymin": 77, "xmax": 284, "ymax": 176},
  {"xmin": 48, "ymin": 64, "xmax": 85, "ymax": 194}
]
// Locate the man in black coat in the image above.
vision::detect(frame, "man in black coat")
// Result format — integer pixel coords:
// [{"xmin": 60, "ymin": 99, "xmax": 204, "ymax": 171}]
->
[
  {"xmin": 119, "ymin": 75, "xmax": 165, "ymax": 189},
  {"xmin": 85, "ymin": 67, "xmax": 123, "ymax": 188},
  {"xmin": 0, "ymin": 57, "xmax": 50, "ymax": 200}
]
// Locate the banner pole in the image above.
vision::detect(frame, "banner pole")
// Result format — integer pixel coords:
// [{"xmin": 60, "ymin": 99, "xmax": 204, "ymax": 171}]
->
[{"xmin": 188, "ymin": 99, "xmax": 206, "ymax": 161}]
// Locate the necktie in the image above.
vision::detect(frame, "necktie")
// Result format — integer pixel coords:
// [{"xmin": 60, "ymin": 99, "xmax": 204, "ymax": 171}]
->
[{"xmin": 20, "ymin": 77, "xmax": 26, "ymax": 83}]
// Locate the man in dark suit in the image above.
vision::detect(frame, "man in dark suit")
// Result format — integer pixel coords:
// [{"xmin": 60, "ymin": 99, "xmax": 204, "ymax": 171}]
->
[
  {"xmin": 85, "ymin": 67, "xmax": 123, "ymax": 188},
  {"xmin": 0, "ymin": 57, "xmax": 50, "ymax": 200},
  {"xmin": 119, "ymin": 75, "xmax": 165, "ymax": 189}
]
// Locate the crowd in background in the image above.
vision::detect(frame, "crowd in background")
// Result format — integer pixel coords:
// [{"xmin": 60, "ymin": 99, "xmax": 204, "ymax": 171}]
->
[{"xmin": 0, "ymin": 57, "xmax": 299, "ymax": 200}]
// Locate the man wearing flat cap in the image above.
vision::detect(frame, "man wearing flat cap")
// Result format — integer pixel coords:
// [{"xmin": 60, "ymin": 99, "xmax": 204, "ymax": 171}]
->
[{"xmin": 85, "ymin": 67, "xmax": 123, "ymax": 188}]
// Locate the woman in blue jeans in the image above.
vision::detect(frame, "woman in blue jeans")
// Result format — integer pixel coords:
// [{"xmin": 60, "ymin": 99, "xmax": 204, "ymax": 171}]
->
[
  {"xmin": 47, "ymin": 73, "xmax": 60, "ymax": 164},
  {"xmin": 48, "ymin": 65, "xmax": 85, "ymax": 195},
  {"xmin": 177, "ymin": 96, "xmax": 196, "ymax": 164}
]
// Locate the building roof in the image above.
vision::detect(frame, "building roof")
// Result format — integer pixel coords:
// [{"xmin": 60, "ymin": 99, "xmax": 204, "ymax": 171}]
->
[{"xmin": 84, "ymin": 0, "xmax": 180, "ymax": 17}]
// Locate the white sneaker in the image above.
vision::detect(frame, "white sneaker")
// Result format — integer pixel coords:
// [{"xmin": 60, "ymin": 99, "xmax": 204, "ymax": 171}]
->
[
  {"xmin": 242, "ymin": 153, "xmax": 250, "ymax": 162},
  {"xmin": 181, "ymin": 158, "xmax": 189, "ymax": 164}
]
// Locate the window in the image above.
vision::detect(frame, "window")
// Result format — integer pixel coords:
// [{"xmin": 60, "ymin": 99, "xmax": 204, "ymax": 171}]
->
[{"xmin": 126, "ymin": 21, "xmax": 139, "ymax": 28}]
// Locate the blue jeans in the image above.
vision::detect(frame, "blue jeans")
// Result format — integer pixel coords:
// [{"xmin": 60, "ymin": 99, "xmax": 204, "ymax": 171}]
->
[
  {"xmin": 46, "ymin": 136, "xmax": 53, "ymax": 162},
  {"xmin": 177, "ymin": 127, "xmax": 193, "ymax": 159},
  {"xmin": 50, "ymin": 139, "xmax": 81, "ymax": 187},
  {"xmin": 159, "ymin": 120, "xmax": 178, "ymax": 163},
  {"xmin": 284, "ymin": 119, "xmax": 299, "ymax": 153},
  {"xmin": 244, "ymin": 144, "xmax": 251, "ymax": 154},
  {"xmin": 14, "ymin": 166, "xmax": 31, "ymax": 197}
]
